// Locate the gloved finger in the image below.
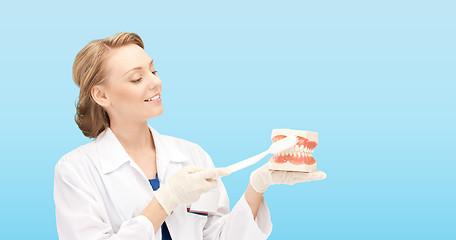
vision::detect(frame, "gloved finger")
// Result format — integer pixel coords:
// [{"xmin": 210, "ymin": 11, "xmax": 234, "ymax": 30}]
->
[
  {"xmin": 196, "ymin": 167, "xmax": 231, "ymax": 180},
  {"xmin": 206, "ymin": 179, "xmax": 218, "ymax": 190},
  {"xmin": 215, "ymin": 167, "xmax": 233, "ymax": 177},
  {"xmin": 182, "ymin": 166, "xmax": 202, "ymax": 174},
  {"xmin": 310, "ymin": 171, "xmax": 327, "ymax": 181},
  {"xmin": 197, "ymin": 173, "xmax": 219, "ymax": 191},
  {"xmin": 286, "ymin": 172, "xmax": 313, "ymax": 184},
  {"xmin": 289, "ymin": 170, "xmax": 327, "ymax": 183}
]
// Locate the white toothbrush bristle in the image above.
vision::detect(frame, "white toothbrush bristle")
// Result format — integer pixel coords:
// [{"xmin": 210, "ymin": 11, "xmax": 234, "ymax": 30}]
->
[{"xmin": 269, "ymin": 136, "xmax": 298, "ymax": 154}]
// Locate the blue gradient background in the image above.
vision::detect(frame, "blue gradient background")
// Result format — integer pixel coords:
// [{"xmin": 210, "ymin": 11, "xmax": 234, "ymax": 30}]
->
[{"xmin": 0, "ymin": 0, "xmax": 455, "ymax": 239}]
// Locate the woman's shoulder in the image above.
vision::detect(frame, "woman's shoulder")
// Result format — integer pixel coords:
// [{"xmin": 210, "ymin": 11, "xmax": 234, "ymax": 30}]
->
[
  {"xmin": 54, "ymin": 141, "xmax": 102, "ymax": 198},
  {"xmin": 55, "ymin": 141, "xmax": 98, "ymax": 174}
]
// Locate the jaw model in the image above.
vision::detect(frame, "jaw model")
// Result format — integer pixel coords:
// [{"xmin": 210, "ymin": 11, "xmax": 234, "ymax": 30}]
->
[{"xmin": 269, "ymin": 129, "xmax": 318, "ymax": 172}]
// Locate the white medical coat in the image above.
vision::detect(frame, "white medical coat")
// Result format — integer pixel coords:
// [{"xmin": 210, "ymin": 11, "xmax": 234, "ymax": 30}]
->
[{"xmin": 54, "ymin": 126, "xmax": 272, "ymax": 239}]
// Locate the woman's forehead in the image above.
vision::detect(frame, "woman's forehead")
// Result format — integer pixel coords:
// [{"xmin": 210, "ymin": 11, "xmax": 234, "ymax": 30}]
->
[{"xmin": 105, "ymin": 44, "xmax": 151, "ymax": 76}]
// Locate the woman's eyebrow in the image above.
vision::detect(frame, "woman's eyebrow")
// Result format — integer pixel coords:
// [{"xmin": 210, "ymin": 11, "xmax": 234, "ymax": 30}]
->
[{"xmin": 122, "ymin": 59, "xmax": 154, "ymax": 77}]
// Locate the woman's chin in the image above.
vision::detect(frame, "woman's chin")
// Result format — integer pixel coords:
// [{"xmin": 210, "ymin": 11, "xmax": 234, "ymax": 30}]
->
[{"xmin": 147, "ymin": 107, "xmax": 164, "ymax": 119}]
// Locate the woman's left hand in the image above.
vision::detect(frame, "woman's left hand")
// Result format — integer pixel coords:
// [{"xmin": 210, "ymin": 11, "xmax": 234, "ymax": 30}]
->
[{"xmin": 249, "ymin": 163, "xmax": 327, "ymax": 193}]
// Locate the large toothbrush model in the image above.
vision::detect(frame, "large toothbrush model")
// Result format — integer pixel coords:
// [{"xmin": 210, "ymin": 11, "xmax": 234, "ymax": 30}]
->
[
  {"xmin": 225, "ymin": 135, "xmax": 298, "ymax": 173},
  {"xmin": 269, "ymin": 129, "xmax": 318, "ymax": 172}
]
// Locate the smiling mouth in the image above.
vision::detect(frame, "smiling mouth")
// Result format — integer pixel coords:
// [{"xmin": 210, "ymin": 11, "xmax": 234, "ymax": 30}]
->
[{"xmin": 144, "ymin": 93, "xmax": 161, "ymax": 102}]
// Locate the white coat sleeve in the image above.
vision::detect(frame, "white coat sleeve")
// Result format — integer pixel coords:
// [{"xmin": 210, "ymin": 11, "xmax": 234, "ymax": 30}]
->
[
  {"xmin": 195, "ymin": 145, "xmax": 273, "ymax": 240},
  {"xmin": 54, "ymin": 158, "xmax": 156, "ymax": 240}
]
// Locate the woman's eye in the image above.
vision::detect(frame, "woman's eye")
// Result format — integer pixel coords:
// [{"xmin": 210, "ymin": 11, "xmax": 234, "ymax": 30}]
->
[{"xmin": 132, "ymin": 70, "xmax": 157, "ymax": 83}]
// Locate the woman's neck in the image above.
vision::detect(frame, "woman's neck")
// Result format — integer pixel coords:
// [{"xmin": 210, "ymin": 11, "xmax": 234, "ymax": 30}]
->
[{"xmin": 109, "ymin": 120, "xmax": 155, "ymax": 154}]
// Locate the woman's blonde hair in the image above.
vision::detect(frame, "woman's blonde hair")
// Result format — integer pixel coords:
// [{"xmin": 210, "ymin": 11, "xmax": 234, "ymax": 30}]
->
[{"xmin": 73, "ymin": 32, "xmax": 144, "ymax": 138}]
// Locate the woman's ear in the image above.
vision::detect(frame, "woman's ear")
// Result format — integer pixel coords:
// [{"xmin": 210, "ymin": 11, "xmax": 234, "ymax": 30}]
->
[{"xmin": 91, "ymin": 85, "xmax": 111, "ymax": 107}]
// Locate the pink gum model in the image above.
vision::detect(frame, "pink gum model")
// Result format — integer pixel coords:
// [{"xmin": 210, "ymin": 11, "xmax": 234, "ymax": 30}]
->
[{"xmin": 268, "ymin": 129, "xmax": 318, "ymax": 172}]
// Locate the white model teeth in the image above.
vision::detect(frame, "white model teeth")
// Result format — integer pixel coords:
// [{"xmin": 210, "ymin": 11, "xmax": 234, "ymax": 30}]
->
[
  {"xmin": 282, "ymin": 145, "xmax": 308, "ymax": 155},
  {"xmin": 278, "ymin": 145, "xmax": 317, "ymax": 156}
]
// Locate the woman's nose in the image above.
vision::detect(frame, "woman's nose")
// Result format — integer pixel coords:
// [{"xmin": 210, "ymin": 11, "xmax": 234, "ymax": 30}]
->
[{"xmin": 147, "ymin": 71, "xmax": 161, "ymax": 88}]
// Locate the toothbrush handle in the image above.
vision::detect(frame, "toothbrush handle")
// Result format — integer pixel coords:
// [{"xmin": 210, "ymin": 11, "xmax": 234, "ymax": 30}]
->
[{"xmin": 226, "ymin": 150, "xmax": 270, "ymax": 173}]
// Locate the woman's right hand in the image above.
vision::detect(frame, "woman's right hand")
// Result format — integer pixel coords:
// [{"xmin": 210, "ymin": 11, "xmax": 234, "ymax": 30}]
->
[{"xmin": 154, "ymin": 166, "xmax": 231, "ymax": 215}]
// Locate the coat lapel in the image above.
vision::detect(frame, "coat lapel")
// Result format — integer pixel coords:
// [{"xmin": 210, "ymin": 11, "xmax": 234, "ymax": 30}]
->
[{"xmin": 148, "ymin": 126, "xmax": 190, "ymax": 182}]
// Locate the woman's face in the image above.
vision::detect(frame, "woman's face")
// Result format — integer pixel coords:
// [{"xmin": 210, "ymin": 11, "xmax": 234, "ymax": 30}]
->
[{"xmin": 97, "ymin": 44, "xmax": 163, "ymax": 122}]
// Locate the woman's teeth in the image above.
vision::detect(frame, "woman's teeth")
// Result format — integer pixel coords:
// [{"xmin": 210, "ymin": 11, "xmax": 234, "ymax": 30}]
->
[{"xmin": 145, "ymin": 94, "xmax": 160, "ymax": 102}]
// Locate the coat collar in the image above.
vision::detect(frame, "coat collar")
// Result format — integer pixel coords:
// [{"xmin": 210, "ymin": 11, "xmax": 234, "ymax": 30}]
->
[{"xmin": 95, "ymin": 125, "xmax": 189, "ymax": 175}]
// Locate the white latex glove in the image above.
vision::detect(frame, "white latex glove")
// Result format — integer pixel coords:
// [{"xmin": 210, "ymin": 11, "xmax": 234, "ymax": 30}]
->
[
  {"xmin": 154, "ymin": 166, "xmax": 231, "ymax": 215},
  {"xmin": 250, "ymin": 163, "xmax": 327, "ymax": 193}
]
